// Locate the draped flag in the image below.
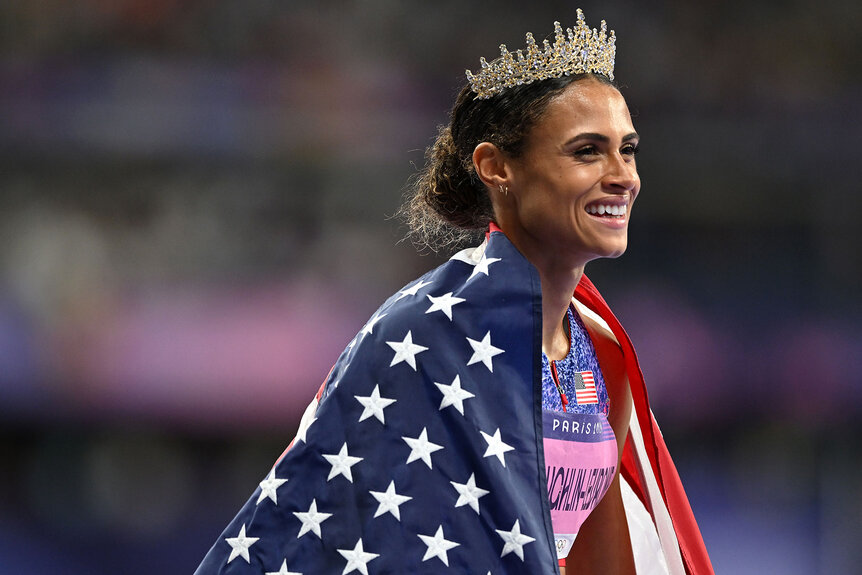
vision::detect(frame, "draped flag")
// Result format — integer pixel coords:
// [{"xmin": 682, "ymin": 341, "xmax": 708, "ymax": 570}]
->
[
  {"xmin": 195, "ymin": 230, "xmax": 561, "ymax": 574},
  {"xmin": 195, "ymin": 229, "xmax": 715, "ymax": 575}
]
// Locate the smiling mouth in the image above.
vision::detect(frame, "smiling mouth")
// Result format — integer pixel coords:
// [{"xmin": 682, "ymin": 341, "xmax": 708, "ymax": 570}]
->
[{"xmin": 585, "ymin": 203, "xmax": 627, "ymax": 218}]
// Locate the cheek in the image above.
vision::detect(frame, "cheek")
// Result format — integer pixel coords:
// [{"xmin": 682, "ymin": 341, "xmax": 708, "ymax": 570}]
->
[
  {"xmin": 631, "ymin": 177, "xmax": 642, "ymax": 202},
  {"xmin": 517, "ymin": 193, "xmax": 570, "ymax": 232}
]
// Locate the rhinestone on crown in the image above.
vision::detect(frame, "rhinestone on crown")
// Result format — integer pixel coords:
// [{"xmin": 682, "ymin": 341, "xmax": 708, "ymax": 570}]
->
[{"xmin": 465, "ymin": 9, "xmax": 616, "ymax": 99}]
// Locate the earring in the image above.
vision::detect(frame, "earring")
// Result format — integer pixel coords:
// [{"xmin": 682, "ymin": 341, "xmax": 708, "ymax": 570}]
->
[{"xmin": 499, "ymin": 185, "xmax": 508, "ymax": 196}]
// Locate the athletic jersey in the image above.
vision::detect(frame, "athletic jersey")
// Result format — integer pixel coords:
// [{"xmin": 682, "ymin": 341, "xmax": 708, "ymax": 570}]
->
[{"xmin": 541, "ymin": 305, "xmax": 618, "ymax": 560}]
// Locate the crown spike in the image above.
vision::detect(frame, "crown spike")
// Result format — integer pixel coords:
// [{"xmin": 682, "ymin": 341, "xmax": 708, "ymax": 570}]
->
[{"xmin": 554, "ymin": 22, "xmax": 565, "ymax": 44}]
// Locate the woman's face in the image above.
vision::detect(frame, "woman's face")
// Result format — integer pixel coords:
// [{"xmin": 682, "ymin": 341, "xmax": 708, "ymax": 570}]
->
[{"xmin": 502, "ymin": 79, "xmax": 640, "ymax": 267}]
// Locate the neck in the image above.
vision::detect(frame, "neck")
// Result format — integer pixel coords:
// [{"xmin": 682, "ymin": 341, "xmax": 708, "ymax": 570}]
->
[
  {"xmin": 537, "ymin": 260, "xmax": 585, "ymax": 361},
  {"xmin": 488, "ymin": 221, "xmax": 587, "ymax": 361}
]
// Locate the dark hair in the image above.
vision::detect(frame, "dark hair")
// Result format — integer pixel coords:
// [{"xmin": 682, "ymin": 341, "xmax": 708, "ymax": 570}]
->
[{"xmin": 400, "ymin": 73, "xmax": 615, "ymax": 253}]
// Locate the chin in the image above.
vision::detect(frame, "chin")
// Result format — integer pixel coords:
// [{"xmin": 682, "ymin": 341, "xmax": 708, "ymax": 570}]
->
[{"xmin": 595, "ymin": 241, "xmax": 628, "ymax": 260}]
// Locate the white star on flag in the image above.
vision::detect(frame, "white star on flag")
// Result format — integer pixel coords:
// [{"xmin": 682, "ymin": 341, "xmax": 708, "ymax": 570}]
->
[
  {"xmin": 386, "ymin": 330, "xmax": 429, "ymax": 370},
  {"xmin": 293, "ymin": 499, "xmax": 332, "ymax": 539},
  {"xmin": 403, "ymin": 427, "xmax": 444, "ymax": 469},
  {"xmin": 480, "ymin": 428, "xmax": 515, "ymax": 467},
  {"xmin": 450, "ymin": 473, "xmax": 490, "ymax": 514},
  {"xmin": 256, "ymin": 469, "xmax": 288, "ymax": 505},
  {"xmin": 466, "ymin": 331, "xmax": 504, "ymax": 372},
  {"xmin": 369, "ymin": 480, "xmax": 412, "ymax": 521},
  {"xmin": 355, "ymin": 384, "xmax": 397, "ymax": 424},
  {"xmin": 265, "ymin": 559, "xmax": 303, "ymax": 575},
  {"xmin": 425, "ymin": 292, "xmax": 466, "ymax": 320},
  {"xmin": 434, "ymin": 374, "xmax": 475, "ymax": 415},
  {"xmin": 496, "ymin": 519, "xmax": 536, "ymax": 561},
  {"xmin": 469, "ymin": 254, "xmax": 502, "ymax": 279},
  {"xmin": 225, "ymin": 524, "xmax": 259, "ymax": 564},
  {"xmin": 395, "ymin": 279, "xmax": 433, "ymax": 301},
  {"xmin": 418, "ymin": 525, "xmax": 461, "ymax": 566},
  {"xmin": 337, "ymin": 538, "xmax": 380, "ymax": 575},
  {"xmin": 322, "ymin": 443, "xmax": 363, "ymax": 483},
  {"xmin": 359, "ymin": 311, "xmax": 387, "ymax": 338}
]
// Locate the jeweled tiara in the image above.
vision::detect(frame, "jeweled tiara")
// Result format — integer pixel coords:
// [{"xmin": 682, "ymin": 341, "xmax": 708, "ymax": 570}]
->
[{"xmin": 465, "ymin": 8, "xmax": 616, "ymax": 99}]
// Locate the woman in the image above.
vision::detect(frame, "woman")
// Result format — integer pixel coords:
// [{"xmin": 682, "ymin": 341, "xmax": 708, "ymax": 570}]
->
[{"xmin": 196, "ymin": 10, "xmax": 712, "ymax": 574}]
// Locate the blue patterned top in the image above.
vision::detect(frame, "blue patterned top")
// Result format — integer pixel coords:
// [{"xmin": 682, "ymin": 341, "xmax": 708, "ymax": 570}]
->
[{"xmin": 541, "ymin": 305, "xmax": 610, "ymax": 416}]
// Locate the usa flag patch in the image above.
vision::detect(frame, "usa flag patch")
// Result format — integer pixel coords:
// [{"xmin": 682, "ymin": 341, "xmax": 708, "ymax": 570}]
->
[{"xmin": 573, "ymin": 370, "xmax": 598, "ymax": 405}]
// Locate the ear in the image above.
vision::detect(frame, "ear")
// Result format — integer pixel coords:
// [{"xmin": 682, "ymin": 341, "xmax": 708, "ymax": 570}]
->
[{"xmin": 472, "ymin": 142, "xmax": 511, "ymax": 191}]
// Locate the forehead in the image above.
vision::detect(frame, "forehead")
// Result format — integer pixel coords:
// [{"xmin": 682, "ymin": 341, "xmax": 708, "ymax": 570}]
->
[{"xmin": 532, "ymin": 79, "xmax": 634, "ymax": 141}]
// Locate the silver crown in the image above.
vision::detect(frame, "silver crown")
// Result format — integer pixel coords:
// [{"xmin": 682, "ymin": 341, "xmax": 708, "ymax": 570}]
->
[{"xmin": 466, "ymin": 9, "xmax": 616, "ymax": 99}]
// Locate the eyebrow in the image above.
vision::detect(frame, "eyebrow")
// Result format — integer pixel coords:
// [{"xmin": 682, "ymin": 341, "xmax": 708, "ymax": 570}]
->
[{"xmin": 563, "ymin": 132, "xmax": 640, "ymax": 146}]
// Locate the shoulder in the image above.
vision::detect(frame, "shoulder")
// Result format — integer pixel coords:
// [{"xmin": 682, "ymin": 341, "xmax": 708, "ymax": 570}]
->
[{"xmin": 574, "ymin": 297, "xmax": 632, "ymax": 446}]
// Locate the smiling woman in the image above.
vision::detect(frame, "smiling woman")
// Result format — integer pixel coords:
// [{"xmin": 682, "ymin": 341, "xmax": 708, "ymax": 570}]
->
[
  {"xmin": 401, "ymin": 74, "xmax": 649, "ymax": 574},
  {"xmin": 401, "ymin": 13, "xmax": 710, "ymax": 575},
  {"xmin": 196, "ymin": 9, "xmax": 713, "ymax": 575},
  {"xmin": 478, "ymin": 80, "xmax": 639, "ymax": 267},
  {"xmin": 405, "ymin": 76, "xmax": 639, "ymax": 262},
  {"xmin": 469, "ymin": 79, "xmax": 644, "ymax": 575}
]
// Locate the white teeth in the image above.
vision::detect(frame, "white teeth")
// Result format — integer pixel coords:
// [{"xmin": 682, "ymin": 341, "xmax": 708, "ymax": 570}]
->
[{"xmin": 586, "ymin": 204, "xmax": 627, "ymax": 217}]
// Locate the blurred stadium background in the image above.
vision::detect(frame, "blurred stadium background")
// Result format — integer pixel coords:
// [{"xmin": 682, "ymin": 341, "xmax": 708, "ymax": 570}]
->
[{"xmin": 0, "ymin": 1, "xmax": 860, "ymax": 573}]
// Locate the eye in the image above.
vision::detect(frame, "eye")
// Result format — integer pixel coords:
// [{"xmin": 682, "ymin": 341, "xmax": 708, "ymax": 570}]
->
[
  {"xmin": 573, "ymin": 145, "xmax": 599, "ymax": 158},
  {"xmin": 621, "ymin": 143, "xmax": 640, "ymax": 156}
]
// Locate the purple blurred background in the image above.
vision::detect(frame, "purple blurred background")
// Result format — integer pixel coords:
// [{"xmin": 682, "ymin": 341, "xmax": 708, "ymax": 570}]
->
[{"xmin": 1, "ymin": 1, "xmax": 860, "ymax": 573}]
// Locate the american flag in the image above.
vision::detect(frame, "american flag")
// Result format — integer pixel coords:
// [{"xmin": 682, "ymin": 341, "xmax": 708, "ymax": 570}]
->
[
  {"xmin": 572, "ymin": 371, "xmax": 598, "ymax": 405},
  {"xmin": 195, "ymin": 231, "xmax": 559, "ymax": 574}
]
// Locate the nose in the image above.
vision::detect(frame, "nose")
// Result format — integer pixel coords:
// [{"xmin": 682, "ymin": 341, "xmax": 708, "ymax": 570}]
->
[{"xmin": 602, "ymin": 153, "xmax": 639, "ymax": 194}]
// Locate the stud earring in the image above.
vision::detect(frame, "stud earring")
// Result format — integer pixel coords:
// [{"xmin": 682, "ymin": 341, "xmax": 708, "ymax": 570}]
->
[{"xmin": 499, "ymin": 185, "xmax": 508, "ymax": 196}]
